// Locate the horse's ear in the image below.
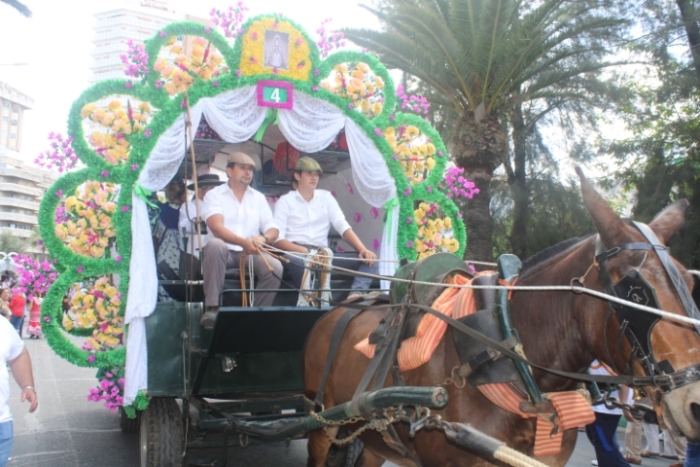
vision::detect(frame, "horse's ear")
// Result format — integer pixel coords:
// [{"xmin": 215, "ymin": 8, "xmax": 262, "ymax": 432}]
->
[
  {"xmin": 647, "ymin": 199, "xmax": 689, "ymax": 244},
  {"xmin": 576, "ymin": 166, "xmax": 628, "ymax": 247}
]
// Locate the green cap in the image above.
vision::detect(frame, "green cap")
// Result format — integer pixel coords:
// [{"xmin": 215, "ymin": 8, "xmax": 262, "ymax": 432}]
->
[{"xmin": 295, "ymin": 156, "xmax": 323, "ymax": 174}]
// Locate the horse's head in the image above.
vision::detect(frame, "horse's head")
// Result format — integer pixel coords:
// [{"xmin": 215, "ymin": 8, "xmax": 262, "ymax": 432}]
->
[{"xmin": 577, "ymin": 167, "xmax": 700, "ymax": 440}]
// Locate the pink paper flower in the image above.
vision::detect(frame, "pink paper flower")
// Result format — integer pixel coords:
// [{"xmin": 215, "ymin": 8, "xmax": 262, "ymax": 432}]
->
[
  {"xmin": 370, "ymin": 207, "xmax": 379, "ymax": 219},
  {"xmin": 353, "ymin": 213, "xmax": 362, "ymax": 223},
  {"xmin": 373, "ymin": 238, "xmax": 380, "ymax": 251}
]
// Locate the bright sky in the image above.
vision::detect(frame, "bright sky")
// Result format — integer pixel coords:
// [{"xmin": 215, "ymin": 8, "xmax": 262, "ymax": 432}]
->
[{"xmin": 0, "ymin": 0, "xmax": 379, "ymax": 162}]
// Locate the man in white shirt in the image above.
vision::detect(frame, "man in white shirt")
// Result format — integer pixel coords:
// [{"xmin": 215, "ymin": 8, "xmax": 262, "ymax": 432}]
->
[
  {"xmin": 200, "ymin": 152, "xmax": 283, "ymax": 329},
  {"xmin": 0, "ymin": 317, "xmax": 38, "ymax": 466},
  {"xmin": 178, "ymin": 173, "xmax": 224, "ymax": 280},
  {"xmin": 273, "ymin": 157, "xmax": 377, "ymax": 297}
]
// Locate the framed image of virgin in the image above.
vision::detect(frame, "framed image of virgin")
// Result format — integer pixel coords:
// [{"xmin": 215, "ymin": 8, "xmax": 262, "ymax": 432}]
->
[{"xmin": 264, "ymin": 30, "xmax": 289, "ymax": 70}]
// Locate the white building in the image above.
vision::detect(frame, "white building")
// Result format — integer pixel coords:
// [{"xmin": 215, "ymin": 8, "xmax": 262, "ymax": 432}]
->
[{"xmin": 89, "ymin": 0, "xmax": 180, "ymax": 84}]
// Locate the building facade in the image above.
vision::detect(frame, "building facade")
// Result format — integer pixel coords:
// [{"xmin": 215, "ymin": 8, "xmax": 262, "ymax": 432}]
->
[{"xmin": 0, "ymin": 81, "xmax": 32, "ymax": 154}]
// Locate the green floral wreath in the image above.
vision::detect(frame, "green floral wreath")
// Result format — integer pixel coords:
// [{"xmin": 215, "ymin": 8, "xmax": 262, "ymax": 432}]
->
[{"xmin": 37, "ymin": 14, "xmax": 467, "ymax": 412}]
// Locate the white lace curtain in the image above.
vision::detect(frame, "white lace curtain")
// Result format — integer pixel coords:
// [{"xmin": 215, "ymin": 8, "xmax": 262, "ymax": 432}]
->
[{"xmin": 124, "ymin": 88, "xmax": 398, "ymax": 404}]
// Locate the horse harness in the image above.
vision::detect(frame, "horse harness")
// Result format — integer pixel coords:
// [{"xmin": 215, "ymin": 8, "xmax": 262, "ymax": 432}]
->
[
  {"xmin": 594, "ymin": 220, "xmax": 700, "ymax": 392},
  {"xmin": 310, "ymin": 222, "xmax": 700, "ymax": 462}
]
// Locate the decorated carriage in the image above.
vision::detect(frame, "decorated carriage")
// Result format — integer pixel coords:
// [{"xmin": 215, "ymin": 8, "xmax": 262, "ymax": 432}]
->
[{"xmin": 36, "ymin": 7, "xmax": 700, "ymax": 467}]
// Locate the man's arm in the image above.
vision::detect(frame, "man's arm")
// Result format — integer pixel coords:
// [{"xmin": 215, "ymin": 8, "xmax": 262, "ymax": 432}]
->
[
  {"xmin": 8, "ymin": 348, "xmax": 38, "ymax": 412},
  {"xmin": 341, "ymin": 229, "xmax": 377, "ymax": 266}
]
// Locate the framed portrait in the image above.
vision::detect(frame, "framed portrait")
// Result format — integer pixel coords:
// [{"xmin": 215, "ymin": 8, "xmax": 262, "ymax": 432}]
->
[{"xmin": 263, "ymin": 30, "xmax": 290, "ymax": 71}]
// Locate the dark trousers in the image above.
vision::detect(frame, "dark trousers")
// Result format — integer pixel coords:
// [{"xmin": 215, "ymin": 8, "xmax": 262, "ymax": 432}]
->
[
  {"xmin": 9, "ymin": 315, "xmax": 23, "ymax": 337},
  {"xmin": 585, "ymin": 412, "xmax": 631, "ymax": 467}
]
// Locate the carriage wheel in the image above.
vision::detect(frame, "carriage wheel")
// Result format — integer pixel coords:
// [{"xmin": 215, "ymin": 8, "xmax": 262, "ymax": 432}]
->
[
  {"xmin": 140, "ymin": 398, "xmax": 184, "ymax": 467},
  {"xmin": 118, "ymin": 406, "xmax": 141, "ymax": 433}
]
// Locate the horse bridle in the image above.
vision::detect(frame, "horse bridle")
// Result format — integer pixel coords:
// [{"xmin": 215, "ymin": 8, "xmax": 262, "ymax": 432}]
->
[{"xmin": 595, "ymin": 220, "xmax": 700, "ymax": 392}]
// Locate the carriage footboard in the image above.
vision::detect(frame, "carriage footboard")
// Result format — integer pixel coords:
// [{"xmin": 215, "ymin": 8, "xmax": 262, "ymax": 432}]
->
[{"xmin": 230, "ymin": 386, "xmax": 448, "ymax": 442}]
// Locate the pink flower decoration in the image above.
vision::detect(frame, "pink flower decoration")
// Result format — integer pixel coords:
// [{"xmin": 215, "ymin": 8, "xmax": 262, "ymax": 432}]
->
[
  {"xmin": 314, "ymin": 69, "xmax": 320, "ymax": 76},
  {"xmin": 155, "ymin": 80, "xmax": 164, "ymax": 88},
  {"xmin": 121, "ymin": 206, "xmax": 131, "ymax": 212},
  {"xmin": 101, "ymin": 170, "xmax": 109, "ymax": 178},
  {"xmin": 312, "ymin": 85, "xmax": 319, "ymax": 92},
  {"xmin": 44, "ymin": 316, "xmax": 51, "ymax": 323},
  {"xmin": 336, "ymin": 246, "xmax": 345, "ymax": 252},
  {"xmin": 236, "ymin": 69, "xmax": 242, "ymax": 77},
  {"xmin": 374, "ymin": 128, "xmax": 383, "ymax": 136},
  {"xmin": 77, "ymin": 266, "xmax": 84, "ymax": 273},
  {"xmin": 407, "ymin": 241, "xmax": 414, "ymax": 248},
  {"xmin": 251, "ymin": 31, "xmax": 258, "ymax": 40},
  {"xmin": 373, "ymin": 238, "xmax": 380, "ymax": 251},
  {"xmin": 115, "ymin": 255, "xmax": 122, "ymax": 262},
  {"xmin": 125, "ymin": 81, "xmax": 133, "ymax": 89},
  {"xmin": 212, "ymin": 80, "xmax": 219, "ymax": 87},
  {"xmin": 159, "ymin": 31, "xmax": 166, "ymax": 37},
  {"xmin": 370, "ymin": 207, "xmax": 379, "ymax": 219},
  {"xmin": 331, "ymin": 191, "xmax": 336, "ymax": 198},
  {"xmin": 353, "ymin": 213, "xmax": 362, "ymax": 223},
  {"xmin": 427, "ymin": 186, "xmax": 433, "ymax": 193},
  {"xmin": 87, "ymin": 354, "xmax": 96, "ymax": 363},
  {"xmin": 144, "ymin": 128, "xmax": 152, "ymax": 138},
  {"xmin": 130, "ymin": 164, "xmax": 140, "ymax": 170},
  {"xmin": 348, "ymin": 103, "xmax": 354, "ymax": 110},
  {"xmin": 403, "ymin": 187, "xmax": 412, "ymax": 196},
  {"xmin": 406, "ymin": 217, "xmax": 413, "ymax": 223},
  {"xmin": 346, "ymin": 183, "xmax": 354, "ymax": 195}
]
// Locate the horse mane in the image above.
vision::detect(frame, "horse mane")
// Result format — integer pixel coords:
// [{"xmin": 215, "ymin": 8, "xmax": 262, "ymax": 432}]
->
[{"xmin": 519, "ymin": 233, "xmax": 594, "ymax": 278}]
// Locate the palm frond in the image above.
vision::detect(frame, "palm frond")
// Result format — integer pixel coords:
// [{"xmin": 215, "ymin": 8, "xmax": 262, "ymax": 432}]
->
[{"xmin": 1, "ymin": 0, "xmax": 31, "ymax": 17}]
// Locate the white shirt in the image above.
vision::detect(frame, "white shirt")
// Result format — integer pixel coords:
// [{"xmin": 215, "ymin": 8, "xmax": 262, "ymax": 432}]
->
[
  {"xmin": 201, "ymin": 183, "xmax": 277, "ymax": 251},
  {"xmin": 0, "ymin": 316, "xmax": 24, "ymax": 423},
  {"xmin": 178, "ymin": 197, "xmax": 209, "ymax": 259},
  {"xmin": 589, "ymin": 360, "xmax": 622, "ymax": 415},
  {"xmin": 274, "ymin": 189, "xmax": 351, "ymax": 247}
]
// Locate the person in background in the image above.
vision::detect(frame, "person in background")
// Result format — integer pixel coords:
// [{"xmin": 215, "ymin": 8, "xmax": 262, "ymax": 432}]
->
[
  {"xmin": 25, "ymin": 294, "xmax": 43, "ymax": 339},
  {"xmin": 178, "ymin": 173, "xmax": 224, "ymax": 281},
  {"xmin": 586, "ymin": 360, "xmax": 632, "ymax": 467},
  {"xmin": 0, "ymin": 289, "xmax": 10, "ymax": 320},
  {"xmin": 7, "ymin": 290, "xmax": 25, "ymax": 338},
  {"xmin": 0, "ymin": 313, "xmax": 38, "ymax": 467}
]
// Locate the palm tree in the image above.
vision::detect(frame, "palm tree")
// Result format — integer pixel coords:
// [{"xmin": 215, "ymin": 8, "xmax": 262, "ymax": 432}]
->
[
  {"xmin": 1, "ymin": 0, "xmax": 31, "ymax": 17},
  {"xmin": 344, "ymin": 0, "xmax": 625, "ymax": 260}
]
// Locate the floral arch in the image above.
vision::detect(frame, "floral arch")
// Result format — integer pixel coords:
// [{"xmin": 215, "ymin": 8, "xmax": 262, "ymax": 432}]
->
[{"xmin": 37, "ymin": 14, "xmax": 467, "ymax": 410}]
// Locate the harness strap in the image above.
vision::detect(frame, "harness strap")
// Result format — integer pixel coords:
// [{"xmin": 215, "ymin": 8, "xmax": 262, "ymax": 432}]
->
[
  {"xmin": 633, "ymin": 221, "xmax": 700, "ymax": 335},
  {"xmin": 408, "ymin": 302, "xmax": 700, "ymax": 392},
  {"xmin": 314, "ymin": 303, "xmax": 365, "ymax": 409}
]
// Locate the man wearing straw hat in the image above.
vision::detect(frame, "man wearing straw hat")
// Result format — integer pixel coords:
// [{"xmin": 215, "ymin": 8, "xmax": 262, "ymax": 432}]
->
[
  {"xmin": 200, "ymin": 153, "xmax": 283, "ymax": 329},
  {"xmin": 178, "ymin": 173, "xmax": 225, "ymax": 281}
]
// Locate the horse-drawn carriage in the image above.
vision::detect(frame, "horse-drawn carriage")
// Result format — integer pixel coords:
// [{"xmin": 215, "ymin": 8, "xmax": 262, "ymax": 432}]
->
[{"xmin": 37, "ymin": 10, "xmax": 700, "ymax": 467}]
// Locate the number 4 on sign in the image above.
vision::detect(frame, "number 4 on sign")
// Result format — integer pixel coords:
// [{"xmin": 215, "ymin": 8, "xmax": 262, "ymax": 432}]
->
[{"xmin": 256, "ymin": 80, "xmax": 294, "ymax": 110}]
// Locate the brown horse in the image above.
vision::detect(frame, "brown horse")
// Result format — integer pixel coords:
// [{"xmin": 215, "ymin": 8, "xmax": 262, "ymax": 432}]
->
[{"xmin": 303, "ymin": 169, "xmax": 700, "ymax": 467}]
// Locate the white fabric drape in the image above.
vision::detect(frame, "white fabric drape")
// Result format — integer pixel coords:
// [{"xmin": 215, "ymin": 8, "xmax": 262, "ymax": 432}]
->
[
  {"xmin": 123, "ymin": 88, "xmax": 398, "ymax": 405},
  {"xmin": 124, "ymin": 87, "xmax": 266, "ymax": 404}
]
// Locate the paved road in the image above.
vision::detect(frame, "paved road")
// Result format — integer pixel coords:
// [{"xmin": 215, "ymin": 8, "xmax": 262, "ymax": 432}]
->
[{"xmin": 5, "ymin": 332, "xmax": 685, "ymax": 467}]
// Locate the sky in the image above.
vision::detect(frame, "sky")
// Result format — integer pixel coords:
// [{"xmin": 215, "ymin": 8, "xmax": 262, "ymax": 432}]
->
[{"xmin": 0, "ymin": 0, "xmax": 379, "ymax": 162}]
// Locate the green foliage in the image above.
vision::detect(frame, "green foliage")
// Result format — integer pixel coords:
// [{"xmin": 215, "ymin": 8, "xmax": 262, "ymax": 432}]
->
[
  {"xmin": 492, "ymin": 174, "xmax": 594, "ymax": 259},
  {"xmin": 0, "ymin": 231, "xmax": 30, "ymax": 254}
]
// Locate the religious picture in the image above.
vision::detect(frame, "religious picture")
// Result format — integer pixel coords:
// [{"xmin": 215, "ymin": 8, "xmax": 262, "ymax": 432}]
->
[{"xmin": 264, "ymin": 30, "xmax": 289, "ymax": 71}]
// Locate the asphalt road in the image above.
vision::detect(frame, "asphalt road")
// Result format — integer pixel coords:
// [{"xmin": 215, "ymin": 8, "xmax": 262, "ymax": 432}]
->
[{"xmin": 4, "ymin": 330, "xmax": 685, "ymax": 467}]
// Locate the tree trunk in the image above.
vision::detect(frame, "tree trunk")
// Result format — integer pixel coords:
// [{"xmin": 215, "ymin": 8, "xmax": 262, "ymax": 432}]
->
[
  {"xmin": 451, "ymin": 112, "xmax": 507, "ymax": 263},
  {"xmin": 508, "ymin": 104, "xmax": 529, "ymax": 259},
  {"xmin": 676, "ymin": 0, "xmax": 700, "ymax": 83}
]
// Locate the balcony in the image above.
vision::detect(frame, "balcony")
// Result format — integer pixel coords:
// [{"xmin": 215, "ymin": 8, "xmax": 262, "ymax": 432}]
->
[
  {"xmin": 0, "ymin": 212, "xmax": 37, "ymax": 225},
  {"xmin": 0, "ymin": 183, "xmax": 41, "ymax": 197},
  {"xmin": 0, "ymin": 197, "xmax": 38, "ymax": 211}
]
